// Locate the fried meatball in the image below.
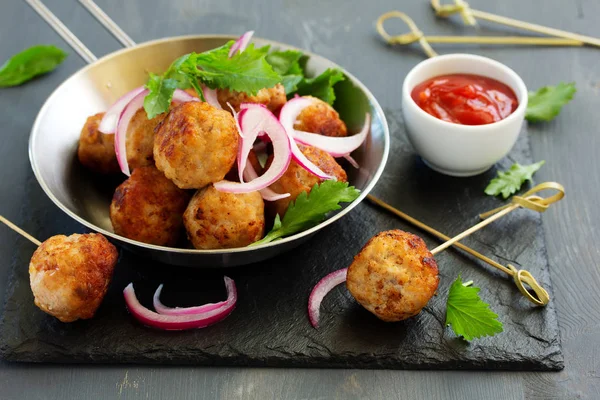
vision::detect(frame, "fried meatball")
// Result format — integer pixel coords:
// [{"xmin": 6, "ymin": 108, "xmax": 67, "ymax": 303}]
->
[
  {"xmin": 184, "ymin": 185, "xmax": 265, "ymax": 249},
  {"xmin": 29, "ymin": 233, "xmax": 118, "ymax": 322},
  {"xmin": 154, "ymin": 102, "xmax": 239, "ymax": 189},
  {"xmin": 218, "ymin": 84, "xmax": 286, "ymax": 113},
  {"xmin": 125, "ymin": 108, "xmax": 168, "ymax": 170},
  {"xmin": 110, "ymin": 166, "xmax": 191, "ymax": 246},
  {"xmin": 294, "ymin": 96, "xmax": 347, "ymax": 137},
  {"xmin": 77, "ymin": 112, "xmax": 120, "ymax": 174},
  {"xmin": 346, "ymin": 230, "xmax": 439, "ymax": 322},
  {"xmin": 267, "ymin": 144, "xmax": 347, "ymax": 217}
]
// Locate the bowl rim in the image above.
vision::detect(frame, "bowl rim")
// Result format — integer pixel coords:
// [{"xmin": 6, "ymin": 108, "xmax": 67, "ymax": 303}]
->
[
  {"xmin": 402, "ymin": 53, "xmax": 528, "ymax": 131},
  {"xmin": 28, "ymin": 34, "xmax": 390, "ymax": 255}
]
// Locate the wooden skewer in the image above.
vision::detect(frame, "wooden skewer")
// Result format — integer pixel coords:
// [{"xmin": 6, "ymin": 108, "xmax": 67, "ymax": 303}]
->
[
  {"xmin": 0, "ymin": 215, "xmax": 42, "ymax": 246},
  {"xmin": 366, "ymin": 182, "xmax": 564, "ymax": 306}
]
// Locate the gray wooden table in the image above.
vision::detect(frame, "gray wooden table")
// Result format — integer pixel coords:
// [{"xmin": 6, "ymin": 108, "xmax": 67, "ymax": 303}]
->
[{"xmin": 1, "ymin": 0, "xmax": 599, "ymax": 398}]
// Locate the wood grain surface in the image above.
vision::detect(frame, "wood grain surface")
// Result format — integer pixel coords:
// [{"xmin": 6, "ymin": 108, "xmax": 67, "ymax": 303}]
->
[{"xmin": 1, "ymin": 0, "xmax": 598, "ymax": 398}]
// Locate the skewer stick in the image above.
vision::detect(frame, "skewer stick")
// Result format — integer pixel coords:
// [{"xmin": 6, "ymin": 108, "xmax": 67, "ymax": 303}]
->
[
  {"xmin": 366, "ymin": 182, "xmax": 564, "ymax": 306},
  {"xmin": 0, "ymin": 215, "xmax": 42, "ymax": 246}
]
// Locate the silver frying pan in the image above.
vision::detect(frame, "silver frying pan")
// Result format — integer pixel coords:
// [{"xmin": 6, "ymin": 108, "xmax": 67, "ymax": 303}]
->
[{"xmin": 25, "ymin": 0, "xmax": 390, "ymax": 267}]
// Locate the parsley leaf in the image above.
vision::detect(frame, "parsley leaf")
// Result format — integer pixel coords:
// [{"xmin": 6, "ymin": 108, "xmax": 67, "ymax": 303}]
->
[
  {"xmin": 143, "ymin": 41, "xmax": 280, "ymax": 118},
  {"xmin": 446, "ymin": 276, "xmax": 503, "ymax": 341},
  {"xmin": 484, "ymin": 161, "xmax": 545, "ymax": 199},
  {"xmin": 295, "ymin": 68, "xmax": 345, "ymax": 105},
  {"xmin": 0, "ymin": 45, "xmax": 67, "ymax": 87},
  {"xmin": 251, "ymin": 180, "xmax": 360, "ymax": 245},
  {"xmin": 526, "ymin": 82, "xmax": 576, "ymax": 122}
]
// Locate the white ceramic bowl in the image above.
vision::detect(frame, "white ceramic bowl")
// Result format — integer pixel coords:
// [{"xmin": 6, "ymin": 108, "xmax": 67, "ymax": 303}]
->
[{"xmin": 402, "ymin": 54, "xmax": 528, "ymax": 177}]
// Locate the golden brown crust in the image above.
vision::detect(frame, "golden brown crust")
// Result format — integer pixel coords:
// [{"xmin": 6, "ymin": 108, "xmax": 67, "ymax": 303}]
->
[
  {"xmin": 125, "ymin": 108, "xmax": 168, "ymax": 170},
  {"xmin": 294, "ymin": 96, "xmax": 347, "ymax": 137},
  {"xmin": 153, "ymin": 102, "xmax": 239, "ymax": 189},
  {"xmin": 29, "ymin": 233, "xmax": 118, "ymax": 322},
  {"xmin": 183, "ymin": 185, "xmax": 265, "ymax": 249},
  {"xmin": 267, "ymin": 144, "xmax": 347, "ymax": 217},
  {"xmin": 77, "ymin": 113, "xmax": 120, "ymax": 174},
  {"xmin": 218, "ymin": 84, "xmax": 287, "ymax": 113},
  {"xmin": 110, "ymin": 166, "xmax": 191, "ymax": 246},
  {"xmin": 346, "ymin": 230, "xmax": 439, "ymax": 322}
]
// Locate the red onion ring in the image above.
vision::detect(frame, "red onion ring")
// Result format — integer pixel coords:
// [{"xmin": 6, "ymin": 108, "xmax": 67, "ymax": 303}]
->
[
  {"xmin": 343, "ymin": 154, "xmax": 360, "ymax": 169},
  {"xmin": 308, "ymin": 268, "xmax": 348, "ymax": 329},
  {"xmin": 202, "ymin": 86, "xmax": 222, "ymax": 109},
  {"xmin": 279, "ymin": 97, "xmax": 333, "ymax": 179},
  {"xmin": 114, "ymin": 89, "xmax": 199, "ymax": 176},
  {"xmin": 98, "ymin": 86, "xmax": 145, "ymax": 134},
  {"xmin": 229, "ymin": 31, "xmax": 255, "ymax": 57},
  {"xmin": 214, "ymin": 104, "xmax": 291, "ymax": 193},
  {"xmin": 153, "ymin": 276, "xmax": 236, "ymax": 316},
  {"xmin": 243, "ymin": 163, "xmax": 290, "ymax": 201},
  {"xmin": 123, "ymin": 280, "xmax": 237, "ymax": 330},
  {"xmin": 292, "ymin": 113, "xmax": 371, "ymax": 157}
]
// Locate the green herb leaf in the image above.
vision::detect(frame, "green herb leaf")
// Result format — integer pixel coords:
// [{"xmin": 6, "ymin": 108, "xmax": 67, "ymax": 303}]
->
[
  {"xmin": 446, "ymin": 275, "xmax": 503, "ymax": 341},
  {"xmin": 0, "ymin": 45, "xmax": 67, "ymax": 87},
  {"xmin": 144, "ymin": 41, "xmax": 280, "ymax": 118},
  {"xmin": 484, "ymin": 161, "xmax": 545, "ymax": 199},
  {"xmin": 526, "ymin": 82, "xmax": 576, "ymax": 122},
  {"xmin": 266, "ymin": 50, "xmax": 305, "ymax": 94},
  {"xmin": 295, "ymin": 68, "xmax": 345, "ymax": 105},
  {"xmin": 251, "ymin": 180, "xmax": 360, "ymax": 245}
]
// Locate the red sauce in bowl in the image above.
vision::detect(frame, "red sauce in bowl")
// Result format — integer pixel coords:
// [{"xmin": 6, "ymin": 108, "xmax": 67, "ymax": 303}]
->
[{"xmin": 411, "ymin": 74, "xmax": 518, "ymax": 125}]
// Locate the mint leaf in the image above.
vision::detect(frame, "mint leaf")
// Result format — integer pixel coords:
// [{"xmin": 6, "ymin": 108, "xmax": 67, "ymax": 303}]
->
[
  {"xmin": 295, "ymin": 68, "xmax": 345, "ymax": 105},
  {"xmin": 251, "ymin": 180, "xmax": 360, "ymax": 245},
  {"xmin": 484, "ymin": 161, "xmax": 545, "ymax": 199},
  {"xmin": 446, "ymin": 276, "xmax": 503, "ymax": 341},
  {"xmin": 526, "ymin": 82, "xmax": 576, "ymax": 122},
  {"xmin": 0, "ymin": 45, "xmax": 67, "ymax": 87}
]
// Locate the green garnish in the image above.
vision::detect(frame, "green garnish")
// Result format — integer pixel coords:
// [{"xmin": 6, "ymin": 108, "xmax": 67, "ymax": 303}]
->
[
  {"xmin": 484, "ymin": 161, "xmax": 545, "ymax": 199},
  {"xmin": 251, "ymin": 180, "xmax": 360, "ymax": 246},
  {"xmin": 526, "ymin": 82, "xmax": 576, "ymax": 122},
  {"xmin": 294, "ymin": 68, "xmax": 345, "ymax": 105},
  {"xmin": 445, "ymin": 276, "xmax": 504, "ymax": 341},
  {"xmin": 143, "ymin": 41, "xmax": 280, "ymax": 118},
  {"xmin": 0, "ymin": 45, "xmax": 67, "ymax": 87},
  {"xmin": 266, "ymin": 50, "xmax": 304, "ymax": 94}
]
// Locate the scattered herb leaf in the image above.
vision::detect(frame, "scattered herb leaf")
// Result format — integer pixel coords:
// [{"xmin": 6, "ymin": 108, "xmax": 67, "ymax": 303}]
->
[
  {"xmin": 0, "ymin": 45, "xmax": 67, "ymax": 87},
  {"xmin": 445, "ymin": 275, "xmax": 504, "ymax": 341},
  {"xmin": 144, "ymin": 41, "xmax": 280, "ymax": 118},
  {"xmin": 484, "ymin": 161, "xmax": 545, "ymax": 199},
  {"xmin": 266, "ymin": 49, "xmax": 304, "ymax": 94},
  {"xmin": 526, "ymin": 82, "xmax": 576, "ymax": 122},
  {"xmin": 295, "ymin": 68, "xmax": 345, "ymax": 105},
  {"xmin": 251, "ymin": 180, "xmax": 360, "ymax": 246}
]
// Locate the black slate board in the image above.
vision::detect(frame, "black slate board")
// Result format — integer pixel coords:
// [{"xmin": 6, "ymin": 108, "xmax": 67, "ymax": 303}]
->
[{"xmin": 0, "ymin": 109, "xmax": 563, "ymax": 370}]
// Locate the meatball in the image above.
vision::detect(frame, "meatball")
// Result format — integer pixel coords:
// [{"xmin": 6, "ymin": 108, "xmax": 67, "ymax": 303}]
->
[
  {"xmin": 294, "ymin": 96, "xmax": 347, "ymax": 137},
  {"xmin": 110, "ymin": 166, "xmax": 191, "ymax": 246},
  {"xmin": 218, "ymin": 84, "xmax": 287, "ymax": 113},
  {"xmin": 154, "ymin": 102, "xmax": 239, "ymax": 189},
  {"xmin": 77, "ymin": 112, "xmax": 120, "ymax": 174},
  {"xmin": 267, "ymin": 144, "xmax": 347, "ymax": 217},
  {"xmin": 346, "ymin": 230, "xmax": 439, "ymax": 322},
  {"xmin": 125, "ymin": 108, "xmax": 168, "ymax": 170},
  {"xmin": 29, "ymin": 233, "xmax": 118, "ymax": 322},
  {"xmin": 184, "ymin": 185, "xmax": 265, "ymax": 249}
]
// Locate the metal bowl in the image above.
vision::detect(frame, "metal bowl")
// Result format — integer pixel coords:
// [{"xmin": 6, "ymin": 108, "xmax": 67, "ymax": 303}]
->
[{"xmin": 29, "ymin": 35, "xmax": 390, "ymax": 267}]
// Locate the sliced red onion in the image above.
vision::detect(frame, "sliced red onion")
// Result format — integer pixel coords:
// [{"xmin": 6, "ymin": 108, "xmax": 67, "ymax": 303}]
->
[
  {"xmin": 279, "ymin": 97, "xmax": 333, "ymax": 179},
  {"xmin": 114, "ymin": 89, "xmax": 198, "ymax": 176},
  {"xmin": 243, "ymin": 163, "xmax": 290, "ymax": 201},
  {"xmin": 214, "ymin": 104, "xmax": 291, "ymax": 193},
  {"xmin": 115, "ymin": 90, "xmax": 148, "ymax": 176},
  {"xmin": 292, "ymin": 113, "xmax": 371, "ymax": 157},
  {"xmin": 124, "ymin": 280, "xmax": 237, "ymax": 331},
  {"xmin": 229, "ymin": 31, "xmax": 255, "ymax": 57},
  {"xmin": 343, "ymin": 154, "xmax": 359, "ymax": 169},
  {"xmin": 202, "ymin": 86, "xmax": 222, "ymax": 109},
  {"xmin": 308, "ymin": 268, "xmax": 348, "ymax": 329},
  {"xmin": 153, "ymin": 276, "xmax": 236, "ymax": 316},
  {"xmin": 98, "ymin": 86, "xmax": 145, "ymax": 134}
]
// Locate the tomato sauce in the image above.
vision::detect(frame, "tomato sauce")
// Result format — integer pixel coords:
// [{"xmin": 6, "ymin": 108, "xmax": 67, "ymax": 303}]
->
[{"xmin": 411, "ymin": 74, "xmax": 518, "ymax": 125}]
